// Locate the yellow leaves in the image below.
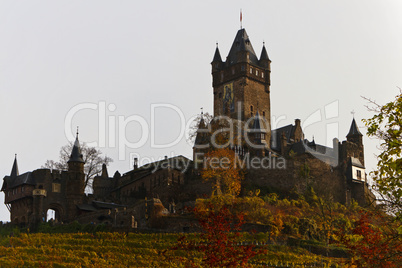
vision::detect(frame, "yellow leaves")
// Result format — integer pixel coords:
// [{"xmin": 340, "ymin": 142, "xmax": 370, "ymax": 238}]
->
[{"xmin": 201, "ymin": 148, "xmax": 244, "ymax": 197}]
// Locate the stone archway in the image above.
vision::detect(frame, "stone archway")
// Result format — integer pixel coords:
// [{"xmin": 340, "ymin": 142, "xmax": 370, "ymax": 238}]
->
[{"xmin": 46, "ymin": 204, "xmax": 64, "ymax": 223}]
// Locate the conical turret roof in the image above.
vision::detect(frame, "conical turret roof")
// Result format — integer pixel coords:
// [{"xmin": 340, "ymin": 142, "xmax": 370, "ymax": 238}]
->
[
  {"xmin": 68, "ymin": 133, "xmax": 85, "ymax": 163},
  {"xmin": 347, "ymin": 118, "xmax": 363, "ymax": 137},
  {"xmin": 10, "ymin": 155, "xmax": 19, "ymax": 177},
  {"xmin": 251, "ymin": 110, "xmax": 266, "ymax": 133},
  {"xmin": 260, "ymin": 43, "xmax": 270, "ymax": 61},
  {"xmin": 212, "ymin": 45, "xmax": 222, "ymax": 62}
]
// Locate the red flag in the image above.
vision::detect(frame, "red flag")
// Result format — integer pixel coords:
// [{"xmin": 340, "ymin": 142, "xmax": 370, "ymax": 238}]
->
[{"xmin": 240, "ymin": 10, "xmax": 242, "ymax": 22}]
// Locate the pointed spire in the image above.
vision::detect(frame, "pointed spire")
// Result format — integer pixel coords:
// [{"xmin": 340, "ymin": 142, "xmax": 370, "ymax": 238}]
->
[
  {"xmin": 68, "ymin": 130, "xmax": 85, "ymax": 163},
  {"xmin": 227, "ymin": 28, "xmax": 258, "ymax": 65},
  {"xmin": 212, "ymin": 43, "xmax": 222, "ymax": 62},
  {"xmin": 10, "ymin": 154, "xmax": 19, "ymax": 177},
  {"xmin": 252, "ymin": 110, "xmax": 266, "ymax": 132},
  {"xmin": 347, "ymin": 118, "xmax": 363, "ymax": 137},
  {"xmin": 198, "ymin": 109, "xmax": 206, "ymax": 129},
  {"xmin": 260, "ymin": 42, "xmax": 270, "ymax": 61},
  {"xmin": 101, "ymin": 163, "xmax": 109, "ymax": 178}
]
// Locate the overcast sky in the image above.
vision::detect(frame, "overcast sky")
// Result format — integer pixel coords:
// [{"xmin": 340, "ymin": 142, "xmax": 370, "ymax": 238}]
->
[{"xmin": 1, "ymin": 0, "xmax": 401, "ymax": 221}]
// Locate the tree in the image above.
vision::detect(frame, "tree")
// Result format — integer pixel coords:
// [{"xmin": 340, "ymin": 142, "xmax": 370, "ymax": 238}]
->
[
  {"xmin": 42, "ymin": 143, "xmax": 112, "ymax": 192},
  {"xmin": 339, "ymin": 211, "xmax": 402, "ymax": 267},
  {"xmin": 363, "ymin": 90, "xmax": 402, "ymax": 219},
  {"xmin": 170, "ymin": 204, "xmax": 264, "ymax": 267},
  {"xmin": 202, "ymin": 148, "xmax": 243, "ymax": 196}
]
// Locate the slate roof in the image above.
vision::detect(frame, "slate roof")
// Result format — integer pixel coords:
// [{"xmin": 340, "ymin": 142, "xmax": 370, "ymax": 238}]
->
[
  {"xmin": 2, "ymin": 172, "xmax": 36, "ymax": 190},
  {"xmin": 259, "ymin": 44, "xmax": 270, "ymax": 62},
  {"xmin": 347, "ymin": 118, "xmax": 363, "ymax": 137},
  {"xmin": 226, "ymin": 28, "xmax": 259, "ymax": 66},
  {"xmin": 10, "ymin": 156, "xmax": 19, "ymax": 177},
  {"xmin": 350, "ymin": 157, "xmax": 365, "ymax": 169},
  {"xmin": 271, "ymin": 124, "xmax": 295, "ymax": 152},
  {"xmin": 250, "ymin": 110, "xmax": 266, "ymax": 132},
  {"xmin": 68, "ymin": 135, "xmax": 84, "ymax": 163},
  {"xmin": 212, "ymin": 46, "xmax": 222, "ymax": 62}
]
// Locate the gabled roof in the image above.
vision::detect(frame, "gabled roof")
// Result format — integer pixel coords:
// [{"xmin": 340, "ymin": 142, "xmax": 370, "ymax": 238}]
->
[
  {"xmin": 226, "ymin": 28, "xmax": 258, "ymax": 66},
  {"xmin": 350, "ymin": 157, "xmax": 365, "ymax": 169},
  {"xmin": 347, "ymin": 118, "xmax": 363, "ymax": 137},
  {"xmin": 271, "ymin": 124, "xmax": 295, "ymax": 151},
  {"xmin": 2, "ymin": 172, "xmax": 36, "ymax": 191}
]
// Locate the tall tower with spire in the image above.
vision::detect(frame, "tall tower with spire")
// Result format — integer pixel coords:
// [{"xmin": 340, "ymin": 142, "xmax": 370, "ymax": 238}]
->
[
  {"xmin": 345, "ymin": 117, "xmax": 364, "ymax": 166},
  {"xmin": 212, "ymin": 28, "xmax": 271, "ymax": 145},
  {"xmin": 66, "ymin": 130, "xmax": 85, "ymax": 199}
]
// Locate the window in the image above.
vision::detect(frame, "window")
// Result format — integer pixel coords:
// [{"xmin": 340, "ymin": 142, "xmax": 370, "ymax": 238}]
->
[
  {"xmin": 250, "ymin": 105, "xmax": 253, "ymax": 112},
  {"xmin": 263, "ymin": 111, "xmax": 265, "ymax": 117},
  {"xmin": 52, "ymin": 183, "xmax": 61, "ymax": 193},
  {"xmin": 256, "ymin": 70, "xmax": 259, "ymax": 76},
  {"xmin": 357, "ymin": 170, "xmax": 362, "ymax": 179},
  {"xmin": 250, "ymin": 68, "xmax": 253, "ymax": 74},
  {"xmin": 262, "ymin": 72, "xmax": 264, "ymax": 78}
]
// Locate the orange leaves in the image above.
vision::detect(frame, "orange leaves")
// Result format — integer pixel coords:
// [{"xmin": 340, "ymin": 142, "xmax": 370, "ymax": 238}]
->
[
  {"xmin": 201, "ymin": 148, "xmax": 243, "ymax": 196},
  {"xmin": 339, "ymin": 212, "xmax": 402, "ymax": 267}
]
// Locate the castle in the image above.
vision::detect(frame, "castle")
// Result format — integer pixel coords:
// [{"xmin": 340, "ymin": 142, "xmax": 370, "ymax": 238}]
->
[{"xmin": 2, "ymin": 26, "xmax": 374, "ymax": 227}]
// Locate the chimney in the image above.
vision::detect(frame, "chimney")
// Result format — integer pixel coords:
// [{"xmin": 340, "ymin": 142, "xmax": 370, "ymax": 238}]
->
[{"xmin": 134, "ymin": 158, "xmax": 138, "ymax": 170}]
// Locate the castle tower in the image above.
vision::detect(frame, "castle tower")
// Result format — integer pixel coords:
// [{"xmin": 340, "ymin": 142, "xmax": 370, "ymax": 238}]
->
[
  {"xmin": 66, "ymin": 131, "xmax": 86, "ymax": 210},
  {"xmin": 212, "ymin": 28, "xmax": 271, "ymax": 146},
  {"xmin": 346, "ymin": 118, "xmax": 364, "ymax": 166},
  {"xmin": 193, "ymin": 112, "xmax": 210, "ymax": 166}
]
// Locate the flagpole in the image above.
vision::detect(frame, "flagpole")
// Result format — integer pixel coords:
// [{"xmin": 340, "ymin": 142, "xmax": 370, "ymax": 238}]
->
[{"xmin": 240, "ymin": 9, "xmax": 242, "ymax": 29}]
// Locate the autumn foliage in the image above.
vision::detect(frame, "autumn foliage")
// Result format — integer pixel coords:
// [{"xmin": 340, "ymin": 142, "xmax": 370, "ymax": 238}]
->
[
  {"xmin": 173, "ymin": 204, "xmax": 264, "ymax": 267},
  {"xmin": 202, "ymin": 148, "xmax": 243, "ymax": 196},
  {"xmin": 339, "ymin": 211, "xmax": 402, "ymax": 267}
]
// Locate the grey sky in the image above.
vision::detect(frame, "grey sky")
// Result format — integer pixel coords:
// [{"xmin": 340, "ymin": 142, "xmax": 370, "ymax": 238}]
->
[{"xmin": 1, "ymin": 0, "xmax": 401, "ymax": 221}]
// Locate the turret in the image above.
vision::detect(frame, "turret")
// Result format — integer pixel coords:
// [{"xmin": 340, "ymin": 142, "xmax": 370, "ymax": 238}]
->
[
  {"xmin": 10, "ymin": 154, "xmax": 19, "ymax": 177},
  {"xmin": 211, "ymin": 43, "xmax": 223, "ymax": 73},
  {"xmin": 346, "ymin": 118, "xmax": 363, "ymax": 145},
  {"xmin": 248, "ymin": 111, "xmax": 267, "ymax": 156},
  {"xmin": 67, "ymin": 131, "xmax": 85, "ymax": 173},
  {"xmin": 259, "ymin": 42, "xmax": 271, "ymax": 69}
]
